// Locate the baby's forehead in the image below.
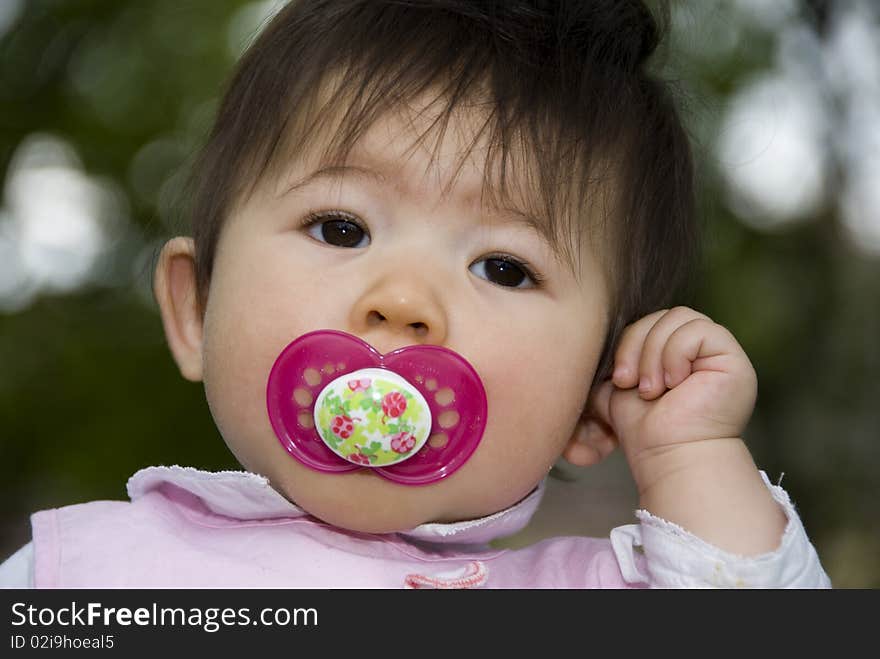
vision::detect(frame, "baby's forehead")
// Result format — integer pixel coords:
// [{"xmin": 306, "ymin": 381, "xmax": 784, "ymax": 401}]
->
[{"xmin": 294, "ymin": 114, "xmax": 532, "ymax": 214}]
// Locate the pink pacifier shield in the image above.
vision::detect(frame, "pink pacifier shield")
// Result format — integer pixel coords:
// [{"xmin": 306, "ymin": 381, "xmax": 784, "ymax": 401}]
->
[{"xmin": 266, "ymin": 330, "xmax": 487, "ymax": 485}]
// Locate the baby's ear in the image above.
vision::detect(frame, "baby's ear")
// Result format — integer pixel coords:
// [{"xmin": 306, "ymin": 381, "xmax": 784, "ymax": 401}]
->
[
  {"xmin": 561, "ymin": 381, "xmax": 618, "ymax": 467},
  {"xmin": 153, "ymin": 237, "xmax": 204, "ymax": 382}
]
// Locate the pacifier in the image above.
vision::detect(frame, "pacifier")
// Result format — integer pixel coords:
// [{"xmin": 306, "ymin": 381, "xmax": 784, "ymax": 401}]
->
[{"xmin": 266, "ymin": 330, "xmax": 487, "ymax": 485}]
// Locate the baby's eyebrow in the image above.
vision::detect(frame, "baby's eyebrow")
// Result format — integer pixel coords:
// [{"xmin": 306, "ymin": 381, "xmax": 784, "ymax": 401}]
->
[
  {"xmin": 485, "ymin": 205, "xmax": 552, "ymax": 239},
  {"xmin": 283, "ymin": 163, "xmax": 535, "ymax": 225},
  {"xmin": 282, "ymin": 164, "xmax": 387, "ymax": 196}
]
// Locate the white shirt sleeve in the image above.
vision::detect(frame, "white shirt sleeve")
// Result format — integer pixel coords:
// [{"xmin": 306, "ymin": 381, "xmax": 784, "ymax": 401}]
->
[
  {"xmin": 609, "ymin": 472, "xmax": 832, "ymax": 588},
  {"xmin": 0, "ymin": 542, "xmax": 35, "ymax": 588}
]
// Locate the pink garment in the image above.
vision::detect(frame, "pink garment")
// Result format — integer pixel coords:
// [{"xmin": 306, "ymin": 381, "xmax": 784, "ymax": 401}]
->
[{"xmin": 30, "ymin": 466, "xmax": 645, "ymax": 589}]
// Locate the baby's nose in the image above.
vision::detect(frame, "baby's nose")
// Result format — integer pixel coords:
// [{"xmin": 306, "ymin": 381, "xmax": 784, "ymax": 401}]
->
[{"xmin": 350, "ymin": 276, "xmax": 448, "ymax": 351}]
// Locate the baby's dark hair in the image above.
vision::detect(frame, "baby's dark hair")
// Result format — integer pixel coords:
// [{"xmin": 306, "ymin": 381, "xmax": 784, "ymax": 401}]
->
[{"xmin": 186, "ymin": 0, "xmax": 697, "ymax": 383}]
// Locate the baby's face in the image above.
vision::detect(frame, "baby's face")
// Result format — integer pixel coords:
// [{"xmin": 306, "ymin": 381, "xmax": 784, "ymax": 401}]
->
[{"xmin": 199, "ymin": 106, "xmax": 611, "ymax": 532}]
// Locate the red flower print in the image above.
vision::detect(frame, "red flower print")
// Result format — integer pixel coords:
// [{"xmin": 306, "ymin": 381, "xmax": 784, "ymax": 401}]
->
[
  {"xmin": 347, "ymin": 452, "xmax": 371, "ymax": 465},
  {"xmin": 390, "ymin": 432, "xmax": 417, "ymax": 454},
  {"xmin": 331, "ymin": 414, "xmax": 354, "ymax": 439},
  {"xmin": 382, "ymin": 391, "xmax": 407, "ymax": 420},
  {"xmin": 347, "ymin": 378, "xmax": 371, "ymax": 392}
]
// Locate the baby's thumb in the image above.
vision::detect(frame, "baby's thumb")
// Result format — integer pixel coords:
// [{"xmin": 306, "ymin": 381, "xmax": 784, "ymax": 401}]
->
[{"xmin": 586, "ymin": 379, "xmax": 615, "ymax": 428}]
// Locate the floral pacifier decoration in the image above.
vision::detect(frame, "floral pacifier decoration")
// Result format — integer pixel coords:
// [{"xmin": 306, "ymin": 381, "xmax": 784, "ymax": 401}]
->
[{"xmin": 266, "ymin": 330, "xmax": 487, "ymax": 485}]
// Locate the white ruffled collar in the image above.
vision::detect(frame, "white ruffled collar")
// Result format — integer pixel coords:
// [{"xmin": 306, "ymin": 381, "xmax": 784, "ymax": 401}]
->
[{"xmin": 126, "ymin": 465, "xmax": 544, "ymax": 546}]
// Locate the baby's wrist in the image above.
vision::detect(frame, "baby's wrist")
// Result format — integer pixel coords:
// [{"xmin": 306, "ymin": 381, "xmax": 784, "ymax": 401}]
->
[
  {"xmin": 630, "ymin": 438, "xmax": 788, "ymax": 555},
  {"xmin": 628, "ymin": 437, "xmax": 751, "ymax": 497}
]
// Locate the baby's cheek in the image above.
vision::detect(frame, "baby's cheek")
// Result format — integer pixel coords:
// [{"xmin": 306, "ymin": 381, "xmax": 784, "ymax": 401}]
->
[
  {"xmin": 201, "ymin": 320, "xmax": 288, "ymax": 468},
  {"xmin": 482, "ymin": 366, "xmax": 584, "ymax": 465}
]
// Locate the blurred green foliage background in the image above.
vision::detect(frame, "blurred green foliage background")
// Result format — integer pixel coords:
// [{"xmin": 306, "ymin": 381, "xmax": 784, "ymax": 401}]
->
[{"xmin": 1, "ymin": 0, "xmax": 878, "ymax": 587}]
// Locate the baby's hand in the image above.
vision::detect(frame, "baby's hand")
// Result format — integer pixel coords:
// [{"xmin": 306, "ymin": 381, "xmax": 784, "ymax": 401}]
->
[
  {"xmin": 591, "ymin": 306, "xmax": 757, "ymax": 472},
  {"xmin": 589, "ymin": 307, "xmax": 790, "ymax": 555}
]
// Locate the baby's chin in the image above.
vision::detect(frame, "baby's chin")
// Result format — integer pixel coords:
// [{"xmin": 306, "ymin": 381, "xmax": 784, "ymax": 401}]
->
[{"xmin": 267, "ymin": 465, "xmax": 505, "ymax": 535}]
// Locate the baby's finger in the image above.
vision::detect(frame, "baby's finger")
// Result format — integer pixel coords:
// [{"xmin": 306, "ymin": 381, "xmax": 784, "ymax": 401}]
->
[
  {"xmin": 611, "ymin": 309, "xmax": 668, "ymax": 389},
  {"xmin": 637, "ymin": 306, "xmax": 711, "ymax": 400},
  {"xmin": 661, "ymin": 318, "xmax": 752, "ymax": 388},
  {"xmin": 659, "ymin": 317, "xmax": 717, "ymax": 388}
]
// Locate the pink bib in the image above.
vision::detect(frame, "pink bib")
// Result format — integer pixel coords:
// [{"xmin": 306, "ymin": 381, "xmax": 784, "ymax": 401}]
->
[{"xmin": 30, "ymin": 466, "xmax": 642, "ymax": 588}]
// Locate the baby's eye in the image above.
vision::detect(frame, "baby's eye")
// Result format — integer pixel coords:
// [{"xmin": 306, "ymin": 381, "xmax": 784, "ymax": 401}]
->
[
  {"xmin": 303, "ymin": 211, "xmax": 370, "ymax": 248},
  {"xmin": 469, "ymin": 255, "xmax": 541, "ymax": 289}
]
